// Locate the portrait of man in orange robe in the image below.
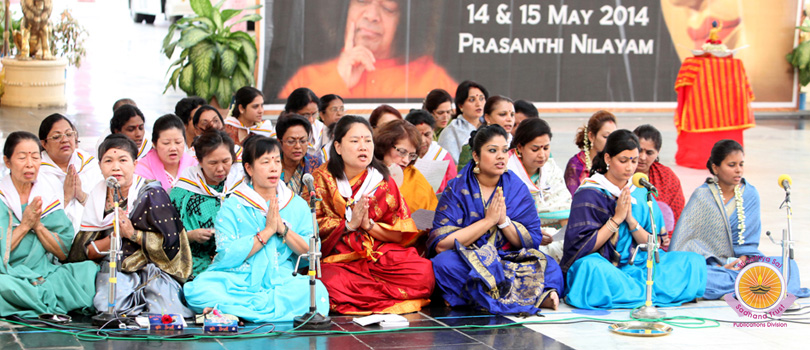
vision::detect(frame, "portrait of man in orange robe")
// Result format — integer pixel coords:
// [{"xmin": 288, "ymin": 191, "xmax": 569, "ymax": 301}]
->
[{"xmin": 278, "ymin": 0, "xmax": 457, "ymax": 99}]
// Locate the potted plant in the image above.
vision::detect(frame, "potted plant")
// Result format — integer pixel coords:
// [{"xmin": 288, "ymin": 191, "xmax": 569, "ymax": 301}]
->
[
  {"xmin": 787, "ymin": 17, "xmax": 810, "ymax": 87},
  {"xmin": 161, "ymin": 0, "xmax": 262, "ymax": 108}
]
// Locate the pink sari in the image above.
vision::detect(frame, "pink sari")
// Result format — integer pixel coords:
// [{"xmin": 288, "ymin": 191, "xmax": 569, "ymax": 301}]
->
[{"xmin": 134, "ymin": 149, "xmax": 198, "ymax": 190}]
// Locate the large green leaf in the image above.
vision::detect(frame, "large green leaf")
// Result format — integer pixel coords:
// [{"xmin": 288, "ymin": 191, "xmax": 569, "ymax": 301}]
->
[
  {"xmin": 163, "ymin": 41, "xmax": 179, "ymax": 59},
  {"xmin": 801, "ymin": 67, "xmax": 810, "ymax": 86},
  {"xmin": 178, "ymin": 28, "xmax": 211, "ymax": 49},
  {"xmin": 212, "ymin": 8, "xmax": 223, "ymax": 31},
  {"xmin": 187, "ymin": 16, "xmax": 215, "ymax": 31},
  {"xmin": 239, "ymin": 37, "xmax": 257, "ymax": 72},
  {"xmin": 191, "ymin": 42, "xmax": 215, "ymax": 79},
  {"xmin": 209, "ymin": 76, "xmax": 220, "ymax": 98},
  {"xmin": 236, "ymin": 61, "xmax": 250, "ymax": 79},
  {"xmin": 231, "ymin": 71, "xmax": 248, "ymax": 92},
  {"xmin": 227, "ymin": 13, "xmax": 262, "ymax": 27},
  {"xmin": 190, "ymin": 0, "xmax": 214, "ymax": 18},
  {"xmin": 221, "ymin": 9, "xmax": 242, "ymax": 23},
  {"xmin": 164, "ymin": 67, "xmax": 182, "ymax": 94},
  {"xmin": 216, "ymin": 76, "xmax": 233, "ymax": 109},
  {"xmin": 162, "ymin": 23, "xmax": 178, "ymax": 55},
  {"xmin": 220, "ymin": 48, "xmax": 238, "ymax": 77},
  {"xmin": 798, "ymin": 42, "xmax": 810, "ymax": 69},
  {"xmin": 179, "ymin": 65, "xmax": 195, "ymax": 94},
  {"xmin": 195, "ymin": 78, "xmax": 212, "ymax": 101}
]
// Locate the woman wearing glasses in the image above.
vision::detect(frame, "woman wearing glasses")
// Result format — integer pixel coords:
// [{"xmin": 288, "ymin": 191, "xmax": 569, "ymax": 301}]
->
[
  {"xmin": 373, "ymin": 120, "xmax": 437, "ymax": 254},
  {"xmin": 187, "ymin": 105, "xmax": 244, "ymax": 164},
  {"xmin": 277, "ymin": 114, "xmax": 322, "ymax": 204},
  {"xmin": 284, "ymin": 88, "xmax": 325, "ymax": 164},
  {"xmin": 38, "ymin": 114, "xmax": 103, "ymax": 232},
  {"xmin": 319, "ymin": 94, "xmax": 345, "ymax": 127}
]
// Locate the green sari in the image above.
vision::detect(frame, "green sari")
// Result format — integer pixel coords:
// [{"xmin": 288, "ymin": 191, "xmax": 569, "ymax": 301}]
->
[{"xmin": 0, "ymin": 180, "xmax": 98, "ymax": 317}]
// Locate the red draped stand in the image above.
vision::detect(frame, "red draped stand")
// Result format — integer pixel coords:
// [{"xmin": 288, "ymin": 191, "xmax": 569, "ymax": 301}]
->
[{"xmin": 674, "ymin": 57, "xmax": 755, "ymax": 169}]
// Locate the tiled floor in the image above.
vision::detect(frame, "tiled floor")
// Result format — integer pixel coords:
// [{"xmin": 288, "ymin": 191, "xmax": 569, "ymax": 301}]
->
[{"xmin": 2, "ymin": 1, "xmax": 810, "ymax": 349}]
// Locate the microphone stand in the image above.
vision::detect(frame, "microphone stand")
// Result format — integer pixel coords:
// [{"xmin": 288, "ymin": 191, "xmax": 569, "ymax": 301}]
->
[
  {"xmin": 629, "ymin": 189, "xmax": 665, "ymax": 320},
  {"xmin": 292, "ymin": 189, "xmax": 331, "ymax": 329},
  {"xmin": 92, "ymin": 185, "xmax": 124, "ymax": 328},
  {"xmin": 767, "ymin": 185, "xmax": 800, "ymax": 311}
]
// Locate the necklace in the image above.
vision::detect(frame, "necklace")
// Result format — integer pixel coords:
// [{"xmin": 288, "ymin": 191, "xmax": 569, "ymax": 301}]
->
[{"xmin": 716, "ymin": 182, "xmax": 746, "ymax": 245}]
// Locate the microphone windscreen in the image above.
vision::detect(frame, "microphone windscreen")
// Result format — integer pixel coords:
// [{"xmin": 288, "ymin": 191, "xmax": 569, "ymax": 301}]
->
[
  {"xmin": 302, "ymin": 173, "xmax": 315, "ymax": 190},
  {"xmin": 632, "ymin": 172, "xmax": 648, "ymax": 189},
  {"xmin": 778, "ymin": 174, "xmax": 792, "ymax": 189}
]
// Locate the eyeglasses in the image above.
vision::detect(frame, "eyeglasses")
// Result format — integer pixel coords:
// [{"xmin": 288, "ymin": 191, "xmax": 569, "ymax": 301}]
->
[
  {"xmin": 300, "ymin": 111, "xmax": 318, "ymax": 120},
  {"xmin": 48, "ymin": 131, "xmax": 76, "ymax": 142},
  {"xmin": 329, "ymin": 106, "xmax": 345, "ymax": 113},
  {"xmin": 283, "ymin": 138, "xmax": 308, "ymax": 147},
  {"xmin": 197, "ymin": 119, "xmax": 223, "ymax": 131},
  {"xmin": 394, "ymin": 146, "xmax": 417, "ymax": 161}
]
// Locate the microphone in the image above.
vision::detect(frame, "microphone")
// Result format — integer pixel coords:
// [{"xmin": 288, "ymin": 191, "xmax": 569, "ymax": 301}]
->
[
  {"xmin": 106, "ymin": 176, "xmax": 120, "ymax": 189},
  {"xmin": 632, "ymin": 173, "xmax": 657, "ymax": 192},
  {"xmin": 302, "ymin": 173, "xmax": 316, "ymax": 194},
  {"xmin": 778, "ymin": 174, "xmax": 792, "ymax": 192}
]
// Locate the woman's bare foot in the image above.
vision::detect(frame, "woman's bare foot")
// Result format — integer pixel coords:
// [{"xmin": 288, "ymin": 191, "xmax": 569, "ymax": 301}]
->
[
  {"xmin": 202, "ymin": 307, "xmax": 213, "ymax": 314},
  {"xmin": 539, "ymin": 291, "xmax": 560, "ymax": 310}
]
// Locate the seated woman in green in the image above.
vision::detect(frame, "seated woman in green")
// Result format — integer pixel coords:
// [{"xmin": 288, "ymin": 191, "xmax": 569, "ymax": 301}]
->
[
  {"xmin": 0, "ymin": 131, "xmax": 98, "ymax": 317},
  {"xmin": 171, "ymin": 129, "xmax": 244, "ymax": 278}
]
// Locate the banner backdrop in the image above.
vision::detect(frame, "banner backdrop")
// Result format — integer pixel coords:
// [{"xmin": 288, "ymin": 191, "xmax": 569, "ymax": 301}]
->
[{"xmin": 260, "ymin": 0, "xmax": 800, "ymax": 107}]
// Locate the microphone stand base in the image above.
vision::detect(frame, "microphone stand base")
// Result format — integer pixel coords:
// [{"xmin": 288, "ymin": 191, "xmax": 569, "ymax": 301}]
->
[
  {"xmin": 294, "ymin": 312, "xmax": 332, "ymax": 330},
  {"xmin": 92, "ymin": 312, "xmax": 125, "ymax": 328},
  {"xmin": 632, "ymin": 306, "xmax": 666, "ymax": 320}
]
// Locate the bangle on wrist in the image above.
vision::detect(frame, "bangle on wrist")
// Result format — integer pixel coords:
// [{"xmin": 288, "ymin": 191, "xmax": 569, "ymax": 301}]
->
[
  {"xmin": 278, "ymin": 223, "xmax": 289, "ymax": 243},
  {"xmin": 345, "ymin": 221, "xmax": 356, "ymax": 232},
  {"xmin": 256, "ymin": 232, "xmax": 266, "ymax": 246},
  {"xmin": 629, "ymin": 223, "xmax": 640, "ymax": 233},
  {"xmin": 497, "ymin": 217, "xmax": 512, "ymax": 230}
]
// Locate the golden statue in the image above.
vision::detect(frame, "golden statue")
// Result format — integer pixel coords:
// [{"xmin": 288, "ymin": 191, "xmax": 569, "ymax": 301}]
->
[{"xmin": 15, "ymin": 0, "xmax": 54, "ymax": 60}]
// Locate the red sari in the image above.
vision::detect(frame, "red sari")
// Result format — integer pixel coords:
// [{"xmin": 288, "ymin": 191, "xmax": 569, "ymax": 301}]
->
[
  {"xmin": 647, "ymin": 161, "xmax": 685, "ymax": 235},
  {"xmin": 313, "ymin": 166, "xmax": 434, "ymax": 315}
]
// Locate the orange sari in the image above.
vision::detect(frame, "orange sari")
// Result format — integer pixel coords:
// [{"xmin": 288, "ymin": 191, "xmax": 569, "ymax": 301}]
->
[{"xmin": 314, "ymin": 166, "xmax": 434, "ymax": 315}]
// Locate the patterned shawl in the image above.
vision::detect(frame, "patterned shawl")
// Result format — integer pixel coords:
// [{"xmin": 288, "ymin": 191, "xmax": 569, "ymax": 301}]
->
[
  {"xmin": 70, "ymin": 177, "xmax": 191, "ymax": 281},
  {"xmin": 282, "ymin": 154, "xmax": 322, "ymax": 204},
  {"xmin": 647, "ymin": 161, "xmax": 686, "ymax": 223},
  {"xmin": 563, "ymin": 151, "xmax": 588, "ymax": 195},
  {"xmin": 670, "ymin": 179, "xmax": 761, "ymax": 265}
]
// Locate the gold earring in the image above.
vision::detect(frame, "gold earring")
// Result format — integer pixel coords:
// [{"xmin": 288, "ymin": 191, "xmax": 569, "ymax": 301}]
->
[
  {"xmin": 473, "ymin": 162, "xmax": 480, "ymax": 174},
  {"xmin": 516, "ymin": 150, "xmax": 522, "ymax": 158}
]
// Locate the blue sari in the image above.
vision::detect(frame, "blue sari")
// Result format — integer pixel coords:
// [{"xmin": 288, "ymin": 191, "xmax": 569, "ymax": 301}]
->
[
  {"xmin": 428, "ymin": 163, "xmax": 564, "ymax": 315},
  {"xmin": 562, "ymin": 175, "xmax": 706, "ymax": 309},
  {"xmin": 671, "ymin": 179, "xmax": 809, "ymax": 299},
  {"xmin": 183, "ymin": 182, "xmax": 329, "ymax": 322}
]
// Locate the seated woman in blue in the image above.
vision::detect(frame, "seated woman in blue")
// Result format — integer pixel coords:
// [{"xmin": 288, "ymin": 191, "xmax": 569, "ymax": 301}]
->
[
  {"xmin": 183, "ymin": 136, "xmax": 329, "ymax": 322},
  {"xmin": 430, "ymin": 125, "xmax": 564, "ymax": 314},
  {"xmin": 561, "ymin": 130, "xmax": 706, "ymax": 310},
  {"xmin": 671, "ymin": 140, "xmax": 809, "ymax": 299},
  {"xmin": 0, "ymin": 132, "xmax": 98, "ymax": 317}
]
